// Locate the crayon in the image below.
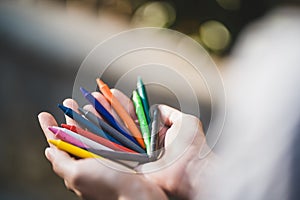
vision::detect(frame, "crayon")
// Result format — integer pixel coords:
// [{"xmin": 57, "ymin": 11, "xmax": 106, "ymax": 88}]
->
[
  {"xmin": 149, "ymin": 105, "xmax": 161, "ymax": 159},
  {"xmin": 48, "ymin": 126, "xmax": 86, "ymax": 149},
  {"xmin": 137, "ymin": 77, "xmax": 151, "ymax": 124},
  {"xmin": 80, "ymin": 87, "xmax": 138, "ymax": 146},
  {"xmin": 77, "ymin": 108, "xmax": 145, "ymax": 153},
  {"xmin": 88, "ymin": 148, "xmax": 150, "ymax": 163},
  {"xmin": 58, "ymin": 104, "xmax": 119, "ymax": 144},
  {"xmin": 77, "ymin": 107, "xmax": 141, "ymax": 148},
  {"xmin": 48, "ymin": 139, "xmax": 100, "ymax": 159},
  {"xmin": 49, "ymin": 139, "xmax": 138, "ymax": 170},
  {"xmin": 50, "ymin": 126, "xmax": 113, "ymax": 151},
  {"xmin": 132, "ymin": 90, "xmax": 151, "ymax": 154},
  {"xmin": 96, "ymin": 79, "xmax": 146, "ymax": 149},
  {"xmin": 61, "ymin": 124, "xmax": 138, "ymax": 153}
]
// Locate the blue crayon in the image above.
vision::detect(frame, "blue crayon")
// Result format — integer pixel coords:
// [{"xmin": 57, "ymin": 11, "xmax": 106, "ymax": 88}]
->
[
  {"xmin": 78, "ymin": 107, "xmax": 145, "ymax": 153},
  {"xmin": 80, "ymin": 87, "xmax": 141, "ymax": 147},
  {"xmin": 58, "ymin": 104, "xmax": 120, "ymax": 144}
]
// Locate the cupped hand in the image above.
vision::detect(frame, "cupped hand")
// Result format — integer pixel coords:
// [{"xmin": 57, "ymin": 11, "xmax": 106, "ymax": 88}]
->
[
  {"xmin": 38, "ymin": 97, "xmax": 167, "ymax": 200},
  {"xmin": 92, "ymin": 89, "xmax": 214, "ymax": 199},
  {"xmin": 39, "ymin": 89, "xmax": 214, "ymax": 200}
]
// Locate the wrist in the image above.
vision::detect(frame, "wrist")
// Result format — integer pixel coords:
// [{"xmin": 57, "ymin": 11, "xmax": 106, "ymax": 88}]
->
[
  {"xmin": 120, "ymin": 174, "xmax": 168, "ymax": 200},
  {"xmin": 186, "ymin": 148, "xmax": 218, "ymax": 200}
]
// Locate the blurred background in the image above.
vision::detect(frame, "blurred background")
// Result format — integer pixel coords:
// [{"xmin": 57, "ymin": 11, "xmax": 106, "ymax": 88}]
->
[{"xmin": 0, "ymin": 0, "xmax": 290, "ymax": 199}]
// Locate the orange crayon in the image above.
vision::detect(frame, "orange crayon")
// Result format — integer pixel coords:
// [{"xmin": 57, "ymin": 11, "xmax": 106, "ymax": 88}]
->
[{"xmin": 96, "ymin": 78, "xmax": 145, "ymax": 148}]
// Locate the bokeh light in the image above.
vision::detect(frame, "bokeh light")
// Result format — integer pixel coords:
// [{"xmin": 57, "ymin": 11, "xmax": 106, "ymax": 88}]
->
[
  {"xmin": 131, "ymin": 1, "xmax": 176, "ymax": 28},
  {"xmin": 199, "ymin": 20, "xmax": 231, "ymax": 52},
  {"xmin": 216, "ymin": 0, "xmax": 240, "ymax": 10}
]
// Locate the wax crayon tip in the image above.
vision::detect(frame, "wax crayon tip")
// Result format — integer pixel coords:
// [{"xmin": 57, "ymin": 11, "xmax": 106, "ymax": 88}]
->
[
  {"xmin": 48, "ymin": 126, "xmax": 58, "ymax": 134},
  {"xmin": 61, "ymin": 124, "xmax": 77, "ymax": 133},
  {"xmin": 48, "ymin": 139, "xmax": 59, "ymax": 146},
  {"xmin": 58, "ymin": 104, "xmax": 74, "ymax": 118},
  {"xmin": 61, "ymin": 124, "xmax": 66, "ymax": 128},
  {"xmin": 58, "ymin": 104, "xmax": 66, "ymax": 111},
  {"xmin": 61, "ymin": 124, "xmax": 70, "ymax": 129},
  {"xmin": 80, "ymin": 87, "xmax": 89, "ymax": 96},
  {"xmin": 137, "ymin": 76, "xmax": 143, "ymax": 86},
  {"xmin": 96, "ymin": 78, "xmax": 105, "ymax": 87}
]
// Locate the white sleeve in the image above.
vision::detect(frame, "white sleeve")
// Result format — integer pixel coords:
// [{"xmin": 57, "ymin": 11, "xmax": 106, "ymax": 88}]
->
[{"xmin": 203, "ymin": 7, "xmax": 300, "ymax": 200}]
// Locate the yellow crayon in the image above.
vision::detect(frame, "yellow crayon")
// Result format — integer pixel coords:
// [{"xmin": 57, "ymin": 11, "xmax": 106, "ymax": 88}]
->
[{"xmin": 48, "ymin": 139, "xmax": 101, "ymax": 159}]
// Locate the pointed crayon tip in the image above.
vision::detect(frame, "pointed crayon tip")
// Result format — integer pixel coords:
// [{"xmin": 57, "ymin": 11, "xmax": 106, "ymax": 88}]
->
[
  {"xmin": 137, "ymin": 76, "xmax": 142, "ymax": 82},
  {"xmin": 80, "ymin": 87, "xmax": 89, "ymax": 96},
  {"xmin": 48, "ymin": 126, "xmax": 58, "ymax": 134},
  {"xmin": 61, "ymin": 124, "xmax": 77, "ymax": 132},
  {"xmin": 137, "ymin": 77, "xmax": 144, "ymax": 89},
  {"xmin": 61, "ymin": 123, "xmax": 72, "ymax": 129},
  {"xmin": 58, "ymin": 104, "xmax": 73, "ymax": 116},
  {"xmin": 58, "ymin": 104, "xmax": 67, "ymax": 112},
  {"xmin": 48, "ymin": 139, "xmax": 59, "ymax": 146},
  {"xmin": 57, "ymin": 104, "xmax": 65, "ymax": 110},
  {"xmin": 96, "ymin": 78, "xmax": 106, "ymax": 87},
  {"xmin": 60, "ymin": 124, "xmax": 68, "ymax": 128}
]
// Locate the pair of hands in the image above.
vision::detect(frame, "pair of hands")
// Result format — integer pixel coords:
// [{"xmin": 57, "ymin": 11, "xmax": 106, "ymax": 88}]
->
[{"xmin": 38, "ymin": 89, "xmax": 211, "ymax": 200}]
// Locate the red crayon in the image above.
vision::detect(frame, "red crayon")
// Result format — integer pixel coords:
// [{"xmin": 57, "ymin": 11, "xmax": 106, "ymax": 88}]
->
[{"xmin": 61, "ymin": 124, "xmax": 137, "ymax": 154}]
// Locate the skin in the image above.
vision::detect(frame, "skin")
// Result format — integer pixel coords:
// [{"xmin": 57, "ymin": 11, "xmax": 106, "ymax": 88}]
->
[{"xmin": 38, "ymin": 89, "xmax": 215, "ymax": 200}]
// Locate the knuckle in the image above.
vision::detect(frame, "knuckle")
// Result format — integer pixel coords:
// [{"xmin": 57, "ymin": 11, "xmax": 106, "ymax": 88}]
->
[
  {"xmin": 67, "ymin": 165, "xmax": 84, "ymax": 189},
  {"xmin": 64, "ymin": 179, "xmax": 72, "ymax": 190},
  {"xmin": 186, "ymin": 114, "xmax": 203, "ymax": 127},
  {"xmin": 165, "ymin": 179, "xmax": 180, "ymax": 195},
  {"xmin": 51, "ymin": 162, "xmax": 60, "ymax": 173}
]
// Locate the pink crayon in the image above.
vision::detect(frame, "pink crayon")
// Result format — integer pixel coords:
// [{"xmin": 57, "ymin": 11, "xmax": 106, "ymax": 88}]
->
[{"xmin": 48, "ymin": 126, "xmax": 87, "ymax": 149}]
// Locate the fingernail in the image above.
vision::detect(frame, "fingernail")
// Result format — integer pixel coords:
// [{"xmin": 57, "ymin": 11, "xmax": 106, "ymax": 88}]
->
[{"xmin": 38, "ymin": 113, "xmax": 42, "ymax": 120}]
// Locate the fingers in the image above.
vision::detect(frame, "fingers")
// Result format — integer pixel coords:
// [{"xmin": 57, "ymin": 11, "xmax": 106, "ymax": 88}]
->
[
  {"xmin": 45, "ymin": 147, "xmax": 84, "ymax": 195},
  {"xmin": 111, "ymin": 89, "xmax": 137, "ymax": 121},
  {"xmin": 45, "ymin": 147, "xmax": 75, "ymax": 179},
  {"xmin": 38, "ymin": 112, "xmax": 58, "ymax": 140},
  {"xmin": 88, "ymin": 90, "xmax": 137, "ymax": 121},
  {"xmin": 153, "ymin": 104, "xmax": 184, "ymax": 147},
  {"xmin": 92, "ymin": 91, "xmax": 125, "ymax": 125},
  {"xmin": 83, "ymin": 104, "xmax": 103, "ymax": 119},
  {"xmin": 158, "ymin": 105, "xmax": 182, "ymax": 127},
  {"xmin": 90, "ymin": 89, "xmax": 138, "ymax": 127},
  {"xmin": 92, "ymin": 92, "xmax": 111, "ymax": 112},
  {"xmin": 63, "ymin": 99, "xmax": 79, "ymax": 126},
  {"xmin": 45, "ymin": 146, "xmax": 133, "ymax": 195}
]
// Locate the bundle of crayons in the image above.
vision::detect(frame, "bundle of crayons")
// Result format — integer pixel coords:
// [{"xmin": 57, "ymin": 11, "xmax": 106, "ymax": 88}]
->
[{"xmin": 48, "ymin": 77, "xmax": 162, "ymax": 168}]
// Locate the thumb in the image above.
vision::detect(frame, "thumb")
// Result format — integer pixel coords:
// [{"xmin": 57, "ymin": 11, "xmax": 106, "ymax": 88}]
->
[
  {"xmin": 157, "ymin": 105, "xmax": 182, "ymax": 127},
  {"xmin": 157, "ymin": 104, "xmax": 199, "ymax": 147},
  {"xmin": 138, "ymin": 105, "xmax": 201, "ymax": 173}
]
